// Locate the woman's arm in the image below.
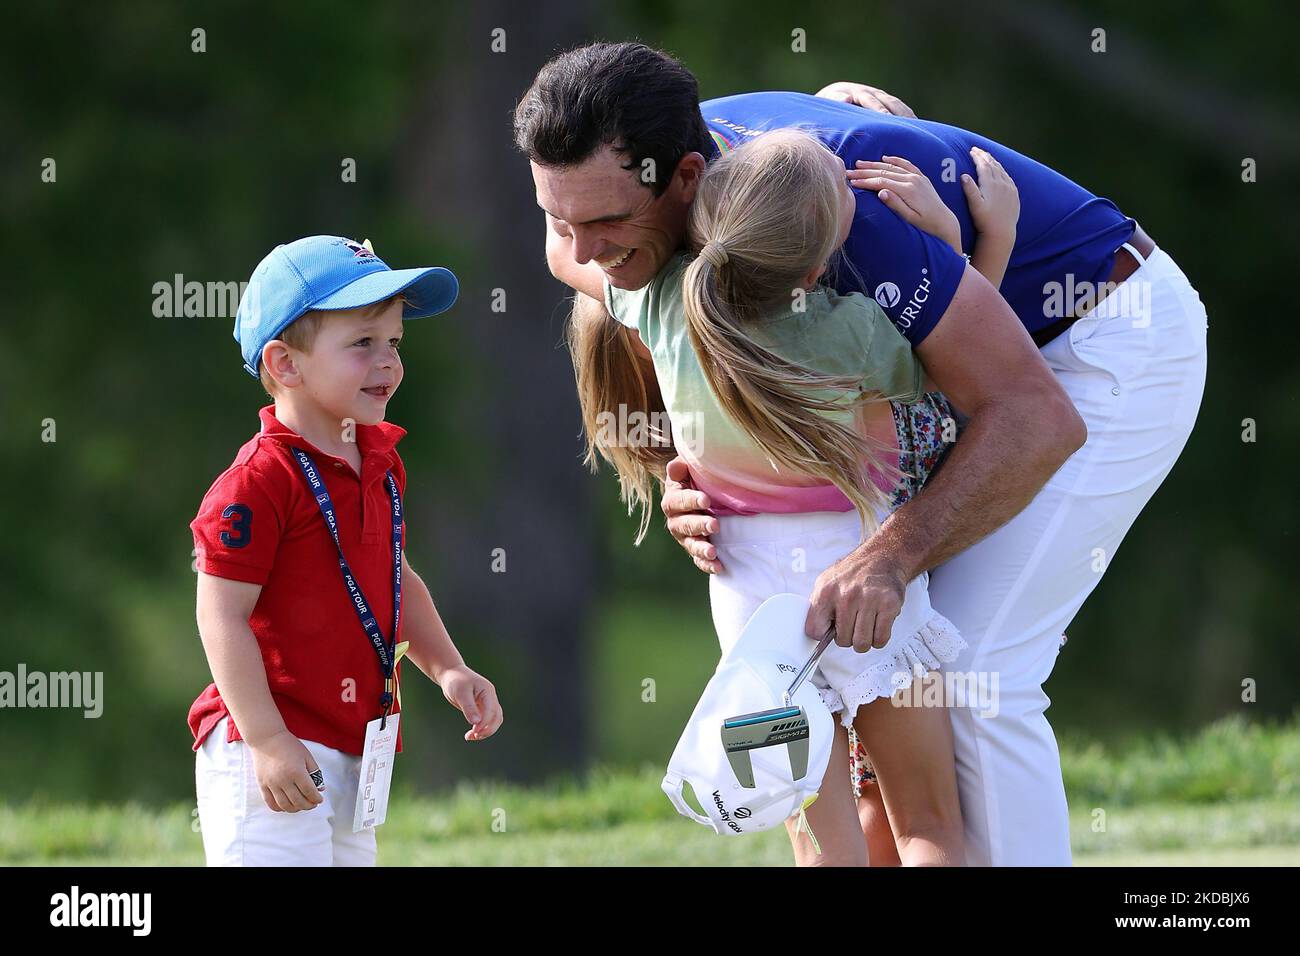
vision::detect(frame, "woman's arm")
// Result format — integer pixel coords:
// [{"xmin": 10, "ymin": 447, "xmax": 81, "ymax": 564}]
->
[{"xmin": 815, "ymin": 81, "xmax": 917, "ymax": 118}]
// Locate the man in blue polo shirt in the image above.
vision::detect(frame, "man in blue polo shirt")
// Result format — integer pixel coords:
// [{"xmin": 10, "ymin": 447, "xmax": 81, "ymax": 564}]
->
[
  {"xmin": 515, "ymin": 43, "xmax": 1208, "ymax": 866},
  {"xmin": 702, "ymin": 90, "xmax": 1139, "ymax": 348}
]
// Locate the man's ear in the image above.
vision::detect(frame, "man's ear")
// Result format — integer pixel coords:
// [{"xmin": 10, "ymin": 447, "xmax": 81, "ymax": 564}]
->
[
  {"xmin": 261, "ymin": 340, "xmax": 302, "ymax": 390},
  {"xmin": 672, "ymin": 151, "xmax": 708, "ymax": 204}
]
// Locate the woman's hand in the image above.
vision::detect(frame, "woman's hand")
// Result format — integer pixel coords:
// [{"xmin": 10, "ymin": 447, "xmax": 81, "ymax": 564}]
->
[
  {"xmin": 961, "ymin": 147, "xmax": 1019, "ymax": 244},
  {"xmin": 848, "ymin": 155, "xmax": 962, "ymax": 253}
]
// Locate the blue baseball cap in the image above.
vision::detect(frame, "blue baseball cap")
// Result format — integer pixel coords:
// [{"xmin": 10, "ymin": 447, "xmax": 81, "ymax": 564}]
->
[{"xmin": 233, "ymin": 235, "xmax": 459, "ymax": 378}]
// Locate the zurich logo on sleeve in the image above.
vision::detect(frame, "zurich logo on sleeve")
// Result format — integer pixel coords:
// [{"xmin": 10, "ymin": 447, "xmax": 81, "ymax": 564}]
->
[{"xmin": 874, "ymin": 281, "xmax": 901, "ymax": 308}]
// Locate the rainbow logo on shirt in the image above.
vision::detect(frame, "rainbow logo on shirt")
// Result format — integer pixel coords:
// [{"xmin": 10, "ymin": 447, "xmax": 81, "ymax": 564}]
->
[{"xmin": 708, "ymin": 129, "xmax": 734, "ymax": 155}]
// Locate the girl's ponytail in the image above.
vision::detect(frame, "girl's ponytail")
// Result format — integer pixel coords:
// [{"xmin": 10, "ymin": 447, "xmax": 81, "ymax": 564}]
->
[
  {"xmin": 680, "ymin": 243, "xmax": 891, "ymax": 532},
  {"xmin": 680, "ymin": 128, "xmax": 901, "ymax": 531}
]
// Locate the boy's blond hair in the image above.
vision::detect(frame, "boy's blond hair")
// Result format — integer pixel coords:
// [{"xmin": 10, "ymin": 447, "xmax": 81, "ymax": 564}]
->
[{"xmin": 258, "ymin": 295, "xmax": 407, "ymax": 397}]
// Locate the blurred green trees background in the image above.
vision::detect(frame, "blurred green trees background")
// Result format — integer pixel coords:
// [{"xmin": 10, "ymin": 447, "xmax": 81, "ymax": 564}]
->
[{"xmin": 1, "ymin": 0, "xmax": 1296, "ymax": 804}]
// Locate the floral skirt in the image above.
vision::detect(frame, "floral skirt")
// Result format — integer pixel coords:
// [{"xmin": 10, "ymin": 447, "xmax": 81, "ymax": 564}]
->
[
  {"xmin": 849, "ymin": 728, "xmax": 878, "ymax": 796},
  {"xmin": 887, "ymin": 391, "xmax": 959, "ymax": 510}
]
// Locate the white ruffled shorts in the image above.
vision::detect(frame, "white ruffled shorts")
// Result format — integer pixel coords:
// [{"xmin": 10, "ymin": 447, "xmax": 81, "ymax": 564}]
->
[{"xmin": 708, "ymin": 508, "xmax": 966, "ymax": 728}]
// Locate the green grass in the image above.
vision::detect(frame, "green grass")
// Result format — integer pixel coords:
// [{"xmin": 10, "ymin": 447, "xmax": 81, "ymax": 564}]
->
[
  {"xmin": 4, "ymin": 715, "xmax": 1297, "ymax": 865},
  {"xmin": 1060, "ymin": 713, "xmax": 1300, "ymax": 806},
  {"xmin": 5, "ymin": 798, "xmax": 1296, "ymax": 866}
]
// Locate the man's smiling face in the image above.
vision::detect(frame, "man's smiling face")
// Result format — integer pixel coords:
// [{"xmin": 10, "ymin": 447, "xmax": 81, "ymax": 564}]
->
[{"xmin": 532, "ymin": 144, "xmax": 705, "ymax": 291}]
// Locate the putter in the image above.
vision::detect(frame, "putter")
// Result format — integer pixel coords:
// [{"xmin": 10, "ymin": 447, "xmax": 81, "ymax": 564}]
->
[{"xmin": 721, "ymin": 629, "xmax": 835, "ymax": 788}]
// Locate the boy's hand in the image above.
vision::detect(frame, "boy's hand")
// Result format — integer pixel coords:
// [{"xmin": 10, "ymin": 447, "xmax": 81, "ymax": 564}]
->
[
  {"xmin": 848, "ymin": 155, "xmax": 962, "ymax": 253},
  {"xmin": 439, "ymin": 665, "xmax": 503, "ymax": 741},
  {"xmin": 248, "ymin": 730, "xmax": 325, "ymax": 813},
  {"xmin": 961, "ymin": 147, "xmax": 1019, "ymax": 243}
]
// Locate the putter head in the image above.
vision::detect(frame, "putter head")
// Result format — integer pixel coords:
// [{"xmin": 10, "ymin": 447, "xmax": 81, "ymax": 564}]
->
[{"xmin": 721, "ymin": 705, "xmax": 811, "ymax": 788}]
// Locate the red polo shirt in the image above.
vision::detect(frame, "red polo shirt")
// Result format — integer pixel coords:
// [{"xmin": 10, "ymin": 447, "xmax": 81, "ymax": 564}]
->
[{"xmin": 189, "ymin": 404, "xmax": 407, "ymax": 756}]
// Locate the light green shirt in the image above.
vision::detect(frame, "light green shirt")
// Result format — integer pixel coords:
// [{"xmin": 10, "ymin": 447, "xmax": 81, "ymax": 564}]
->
[{"xmin": 604, "ymin": 252, "xmax": 924, "ymax": 515}]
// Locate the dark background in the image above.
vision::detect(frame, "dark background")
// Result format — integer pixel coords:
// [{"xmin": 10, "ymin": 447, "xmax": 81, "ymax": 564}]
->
[{"xmin": 2, "ymin": 0, "xmax": 1296, "ymax": 804}]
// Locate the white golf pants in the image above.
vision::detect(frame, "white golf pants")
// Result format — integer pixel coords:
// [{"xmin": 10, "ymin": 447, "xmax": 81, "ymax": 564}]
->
[{"xmin": 928, "ymin": 243, "xmax": 1208, "ymax": 865}]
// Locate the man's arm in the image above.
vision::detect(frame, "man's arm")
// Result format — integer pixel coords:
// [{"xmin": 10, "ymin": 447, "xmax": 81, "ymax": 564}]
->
[
  {"xmin": 885, "ymin": 265, "xmax": 1084, "ymax": 573},
  {"xmin": 804, "ymin": 265, "xmax": 1087, "ymax": 650}
]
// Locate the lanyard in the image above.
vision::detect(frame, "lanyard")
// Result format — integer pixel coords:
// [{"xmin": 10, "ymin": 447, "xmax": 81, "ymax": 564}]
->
[{"xmin": 290, "ymin": 446, "xmax": 403, "ymax": 728}]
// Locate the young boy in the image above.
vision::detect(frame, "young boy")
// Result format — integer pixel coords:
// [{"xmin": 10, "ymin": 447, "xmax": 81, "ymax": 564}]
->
[{"xmin": 189, "ymin": 235, "xmax": 502, "ymax": 866}]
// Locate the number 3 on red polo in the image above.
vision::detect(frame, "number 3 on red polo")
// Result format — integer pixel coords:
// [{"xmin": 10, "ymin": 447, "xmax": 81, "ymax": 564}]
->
[{"xmin": 220, "ymin": 503, "xmax": 253, "ymax": 548}]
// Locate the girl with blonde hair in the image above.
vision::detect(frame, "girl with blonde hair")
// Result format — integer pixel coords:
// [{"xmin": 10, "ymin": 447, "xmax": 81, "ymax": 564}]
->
[{"xmin": 572, "ymin": 127, "xmax": 1019, "ymax": 865}]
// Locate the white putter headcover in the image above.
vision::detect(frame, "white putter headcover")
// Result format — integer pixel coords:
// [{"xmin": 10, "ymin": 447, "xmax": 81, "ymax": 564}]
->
[{"xmin": 662, "ymin": 594, "xmax": 835, "ymax": 837}]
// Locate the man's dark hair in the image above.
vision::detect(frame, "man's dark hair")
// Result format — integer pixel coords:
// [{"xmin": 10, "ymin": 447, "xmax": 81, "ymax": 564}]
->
[{"xmin": 513, "ymin": 41, "xmax": 713, "ymax": 197}]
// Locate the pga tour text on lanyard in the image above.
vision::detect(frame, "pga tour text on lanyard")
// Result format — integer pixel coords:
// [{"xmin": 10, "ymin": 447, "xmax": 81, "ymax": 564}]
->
[{"xmin": 290, "ymin": 446, "xmax": 402, "ymax": 729}]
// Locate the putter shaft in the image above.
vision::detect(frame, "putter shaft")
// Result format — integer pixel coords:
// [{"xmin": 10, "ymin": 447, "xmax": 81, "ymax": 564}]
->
[{"xmin": 782, "ymin": 629, "xmax": 835, "ymax": 705}]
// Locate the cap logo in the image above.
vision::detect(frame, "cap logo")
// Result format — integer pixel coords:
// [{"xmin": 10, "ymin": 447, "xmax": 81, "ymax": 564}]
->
[{"xmin": 341, "ymin": 239, "xmax": 376, "ymax": 259}]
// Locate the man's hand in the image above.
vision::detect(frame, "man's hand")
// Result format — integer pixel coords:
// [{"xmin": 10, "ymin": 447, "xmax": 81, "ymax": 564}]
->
[
  {"xmin": 806, "ymin": 546, "xmax": 908, "ymax": 652},
  {"xmin": 815, "ymin": 82, "xmax": 916, "ymax": 118},
  {"xmin": 806, "ymin": 266, "xmax": 1086, "ymax": 650},
  {"xmin": 661, "ymin": 457, "xmax": 724, "ymax": 574}
]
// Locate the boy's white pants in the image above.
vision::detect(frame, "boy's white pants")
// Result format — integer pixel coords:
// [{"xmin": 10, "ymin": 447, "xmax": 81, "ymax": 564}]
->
[
  {"xmin": 929, "ymin": 245, "xmax": 1208, "ymax": 865},
  {"xmin": 195, "ymin": 716, "xmax": 377, "ymax": 866}
]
